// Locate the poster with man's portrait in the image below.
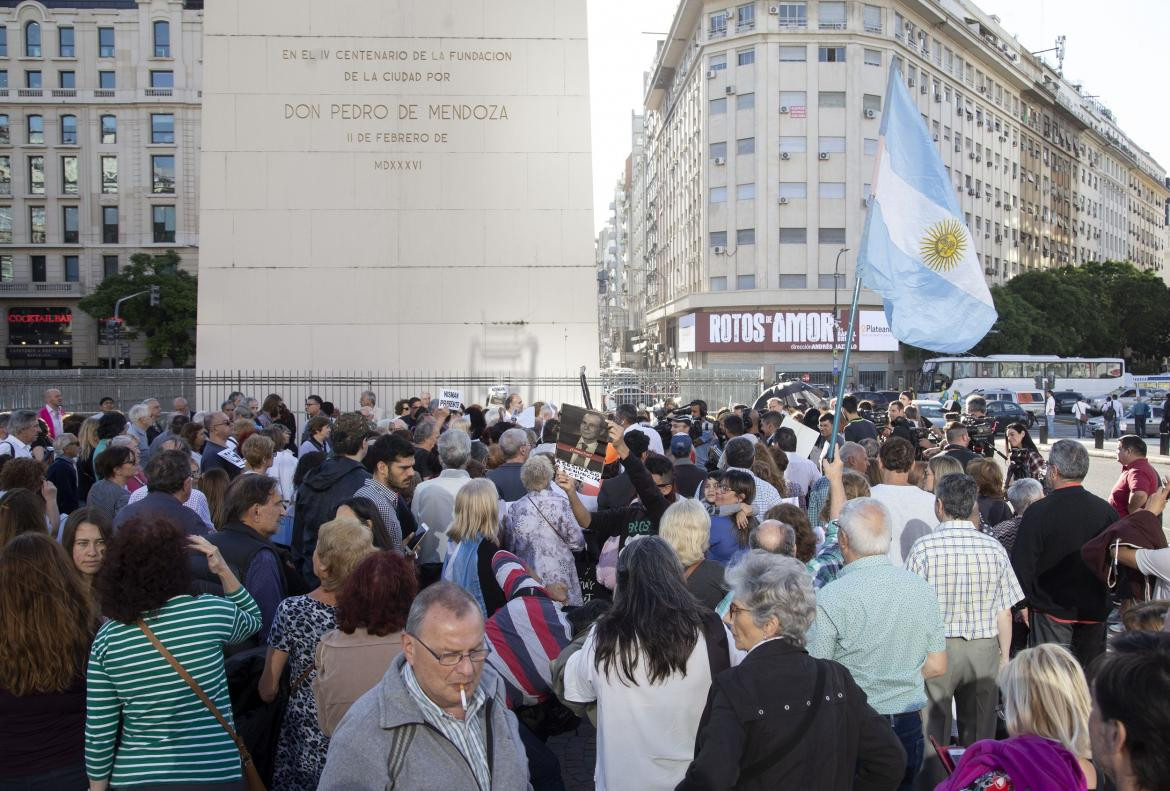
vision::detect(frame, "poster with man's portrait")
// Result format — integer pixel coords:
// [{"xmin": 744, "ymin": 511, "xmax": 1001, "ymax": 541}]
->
[{"xmin": 555, "ymin": 404, "xmax": 609, "ymax": 485}]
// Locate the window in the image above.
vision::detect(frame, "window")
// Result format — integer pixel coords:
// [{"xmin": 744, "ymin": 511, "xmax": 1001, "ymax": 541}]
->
[
  {"xmin": 28, "ymin": 156, "xmax": 44, "ymax": 195},
  {"xmin": 59, "ymin": 70, "xmax": 75, "ymax": 89},
  {"xmin": 0, "ymin": 255, "xmax": 11, "ymax": 281},
  {"xmin": 737, "ymin": 48, "xmax": 755, "ymax": 66},
  {"xmin": 98, "ymin": 71, "xmax": 115, "ymax": 90},
  {"xmin": 863, "ymin": 138, "xmax": 878, "ymax": 156},
  {"xmin": 779, "ymin": 45, "xmax": 806, "ymax": 61},
  {"xmin": 736, "ymin": 137, "xmax": 755, "ymax": 155},
  {"xmin": 0, "ymin": 26, "xmax": 6, "ymax": 57},
  {"xmin": 101, "ymin": 115, "xmax": 116, "ymax": 144},
  {"xmin": 153, "ymin": 20, "xmax": 170, "ymax": 57},
  {"xmin": 863, "ymin": 48, "xmax": 881, "ymax": 66},
  {"xmin": 60, "ymin": 114, "xmax": 77, "ymax": 145},
  {"xmin": 152, "ymin": 154, "xmax": 175, "ymax": 193},
  {"xmin": 779, "ymin": 182, "xmax": 807, "ymax": 198},
  {"xmin": 102, "ymin": 207, "xmax": 118, "ymax": 243},
  {"xmin": 779, "ymin": 136, "xmax": 806, "ymax": 153},
  {"xmin": 709, "ymin": 53, "xmax": 727, "ymax": 71},
  {"xmin": 818, "ymin": 46, "xmax": 845, "ymax": 62},
  {"xmin": 736, "ymin": 274, "xmax": 756, "ymax": 289},
  {"xmin": 819, "ymin": 227, "xmax": 847, "ymax": 244},
  {"xmin": 0, "ymin": 71, "xmax": 6, "ymax": 90},
  {"xmin": 736, "ymin": 183, "xmax": 755, "ymax": 200},
  {"xmin": 779, "ymin": 274, "xmax": 807, "ymax": 288},
  {"xmin": 708, "ymin": 10, "xmax": 728, "ymax": 38},
  {"xmin": 737, "ymin": 3, "xmax": 755, "ymax": 30},
  {"xmin": 103, "ymin": 255, "xmax": 118, "ymax": 278},
  {"xmin": 61, "ymin": 155, "xmax": 78, "ymax": 194},
  {"xmin": 818, "ymin": 136, "xmax": 846, "ymax": 153},
  {"xmin": 25, "ymin": 21, "xmax": 40, "ymax": 57},
  {"xmin": 709, "ymin": 187, "xmax": 727, "ymax": 203},
  {"xmin": 818, "ymin": 91, "xmax": 846, "ymax": 108},
  {"xmin": 0, "ymin": 156, "xmax": 8, "ymax": 195},
  {"xmin": 710, "ymin": 141, "xmax": 727, "ymax": 160},
  {"xmin": 779, "ymin": 90, "xmax": 806, "ymax": 109},
  {"xmin": 30, "ymin": 207, "xmax": 46, "ymax": 244},
  {"xmin": 819, "ymin": 182, "xmax": 845, "ymax": 198},
  {"xmin": 150, "ymin": 70, "xmax": 173, "ymax": 89},
  {"xmin": 25, "ymin": 70, "xmax": 42, "ymax": 89},
  {"xmin": 64, "ymin": 254, "xmax": 79, "ymax": 281},
  {"xmin": 737, "ymin": 228, "xmax": 756, "ymax": 245},
  {"xmin": 101, "ymin": 156, "xmax": 117, "ymax": 194},
  {"xmin": 710, "ymin": 276, "xmax": 728, "ymax": 291},
  {"xmin": 819, "ymin": 274, "xmax": 844, "ymax": 289},
  {"xmin": 62, "ymin": 207, "xmax": 79, "ymax": 244},
  {"xmin": 709, "ymin": 98, "xmax": 727, "ymax": 116},
  {"xmin": 710, "ymin": 231, "xmax": 728, "ymax": 247},
  {"xmin": 779, "ymin": 227, "xmax": 806, "ymax": 243},
  {"xmin": 777, "ymin": 3, "xmax": 807, "ymax": 28},
  {"xmin": 98, "ymin": 27, "xmax": 115, "ymax": 58},
  {"xmin": 863, "ymin": 94, "xmax": 882, "ymax": 112},
  {"xmin": 26, "ymin": 114, "xmax": 42, "ymax": 143},
  {"xmin": 736, "ymin": 92, "xmax": 754, "ymax": 111},
  {"xmin": 818, "ymin": 1, "xmax": 846, "ymax": 30},
  {"xmin": 58, "ymin": 26, "xmax": 74, "ymax": 57},
  {"xmin": 151, "ymin": 113, "xmax": 174, "ymax": 143},
  {"xmin": 0, "ymin": 208, "xmax": 10, "ymax": 242},
  {"xmin": 863, "ymin": 4, "xmax": 882, "ymax": 33},
  {"xmin": 31, "ymin": 255, "xmax": 46, "ymax": 282},
  {"xmin": 152, "ymin": 206, "xmax": 176, "ymax": 243}
]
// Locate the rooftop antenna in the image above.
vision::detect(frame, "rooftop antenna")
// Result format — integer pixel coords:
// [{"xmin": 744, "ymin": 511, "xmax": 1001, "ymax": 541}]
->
[{"xmin": 1031, "ymin": 34, "xmax": 1066, "ymax": 74}]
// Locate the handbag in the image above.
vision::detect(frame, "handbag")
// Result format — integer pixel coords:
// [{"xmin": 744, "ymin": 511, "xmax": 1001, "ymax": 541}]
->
[{"xmin": 137, "ymin": 619, "xmax": 267, "ymax": 791}]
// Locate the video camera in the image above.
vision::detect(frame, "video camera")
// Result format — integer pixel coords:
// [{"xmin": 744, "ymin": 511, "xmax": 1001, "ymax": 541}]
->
[
  {"xmin": 961, "ymin": 414, "xmax": 998, "ymax": 457},
  {"xmin": 859, "ymin": 409, "xmax": 890, "ymax": 430}
]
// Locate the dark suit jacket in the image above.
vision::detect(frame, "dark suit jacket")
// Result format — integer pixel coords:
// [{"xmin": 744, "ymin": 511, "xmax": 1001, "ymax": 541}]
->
[
  {"xmin": 941, "ymin": 444, "xmax": 980, "ymax": 469},
  {"xmin": 46, "ymin": 457, "xmax": 80, "ymax": 515},
  {"xmin": 676, "ymin": 639, "xmax": 905, "ymax": 791}
]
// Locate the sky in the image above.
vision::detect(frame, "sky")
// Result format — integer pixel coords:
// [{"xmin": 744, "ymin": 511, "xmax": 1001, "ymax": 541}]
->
[{"xmin": 586, "ymin": 0, "xmax": 1170, "ymax": 234}]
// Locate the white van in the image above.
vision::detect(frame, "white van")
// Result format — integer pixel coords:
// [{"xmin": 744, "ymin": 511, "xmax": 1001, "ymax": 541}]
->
[{"xmin": 975, "ymin": 388, "xmax": 1047, "ymax": 418}]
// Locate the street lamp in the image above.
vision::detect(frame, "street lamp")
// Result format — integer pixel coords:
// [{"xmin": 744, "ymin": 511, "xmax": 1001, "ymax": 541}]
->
[{"xmin": 831, "ymin": 247, "xmax": 849, "ymax": 392}]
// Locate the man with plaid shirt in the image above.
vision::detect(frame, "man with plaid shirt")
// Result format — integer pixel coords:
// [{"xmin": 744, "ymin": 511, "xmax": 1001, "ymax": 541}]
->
[{"xmin": 906, "ymin": 472, "xmax": 1024, "ymax": 771}]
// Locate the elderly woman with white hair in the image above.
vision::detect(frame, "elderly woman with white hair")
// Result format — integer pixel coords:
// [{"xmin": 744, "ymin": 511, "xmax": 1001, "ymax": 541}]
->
[
  {"xmin": 125, "ymin": 403, "xmax": 153, "ymax": 464},
  {"xmin": 991, "ymin": 477, "xmax": 1044, "ymax": 554},
  {"xmin": 659, "ymin": 498, "xmax": 728, "ymax": 609},
  {"xmin": 503, "ymin": 455, "xmax": 585, "ymax": 604},
  {"xmin": 676, "ymin": 550, "xmax": 905, "ymax": 791}
]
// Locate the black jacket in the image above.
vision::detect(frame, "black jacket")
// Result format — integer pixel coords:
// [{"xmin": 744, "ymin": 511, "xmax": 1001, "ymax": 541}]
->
[
  {"xmin": 1011, "ymin": 485, "xmax": 1119, "ymax": 621},
  {"xmin": 941, "ymin": 443, "xmax": 980, "ymax": 470},
  {"xmin": 291, "ymin": 457, "xmax": 370, "ymax": 583},
  {"xmin": 46, "ymin": 457, "xmax": 80, "ymax": 515},
  {"xmin": 676, "ymin": 639, "xmax": 905, "ymax": 791}
]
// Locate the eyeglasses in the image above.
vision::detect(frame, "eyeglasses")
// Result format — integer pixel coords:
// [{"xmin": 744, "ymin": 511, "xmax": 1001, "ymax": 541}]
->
[
  {"xmin": 410, "ymin": 635, "xmax": 492, "ymax": 666},
  {"xmin": 728, "ymin": 602, "xmax": 749, "ymax": 619}
]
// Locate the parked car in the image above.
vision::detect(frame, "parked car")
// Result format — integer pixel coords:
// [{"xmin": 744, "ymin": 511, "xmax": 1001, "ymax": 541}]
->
[
  {"xmin": 984, "ymin": 400, "xmax": 1034, "ymax": 430},
  {"xmin": 976, "ymin": 388, "xmax": 1045, "ymax": 420},
  {"xmin": 1090, "ymin": 388, "xmax": 1168, "ymax": 414},
  {"xmin": 910, "ymin": 399, "xmax": 949, "ymax": 424},
  {"xmin": 847, "ymin": 390, "xmax": 893, "ymax": 410},
  {"xmin": 1052, "ymin": 391, "xmax": 1085, "ymax": 414},
  {"xmin": 1086, "ymin": 404, "xmax": 1165, "ymax": 438}
]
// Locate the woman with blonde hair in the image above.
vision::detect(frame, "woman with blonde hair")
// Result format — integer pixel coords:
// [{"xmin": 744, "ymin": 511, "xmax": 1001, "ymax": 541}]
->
[
  {"xmin": 938, "ymin": 643, "xmax": 1108, "ymax": 791},
  {"xmin": 75, "ymin": 415, "xmax": 101, "ymax": 503},
  {"xmin": 240, "ymin": 433, "xmax": 275, "ymax": 476},
  {"xmin": 920, "ymin": 453, "xmax": 963, "ymax": 494},
  {"xmin": 260, "ymin": 517, "xmax": 375, "ymax": 790},
  {"xmin": 441, "ymin": 477, "xmax": 507, "ymax": 616},
  {"xmin": 659, "ymin": 498, "xmax": 727, "ymax": 609}
]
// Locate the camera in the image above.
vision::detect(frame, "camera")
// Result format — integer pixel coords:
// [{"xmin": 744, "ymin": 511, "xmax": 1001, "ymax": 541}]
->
[
  {"xmin": 961, "ymin": 415, "xmax": 998, "ymax": 457},
  {"xmin": 860, "ymin": 409, "xmax": 890, "ymax": 429}
]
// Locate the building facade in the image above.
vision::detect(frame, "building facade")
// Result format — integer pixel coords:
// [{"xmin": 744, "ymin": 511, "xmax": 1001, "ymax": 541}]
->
[
  {"xmin": 0, "ymin": 0, "xmax": 201, "ymax": 367},
  {"xmin": 632, "ymin": 0, "xmax": 1168, "ymax": 384}
]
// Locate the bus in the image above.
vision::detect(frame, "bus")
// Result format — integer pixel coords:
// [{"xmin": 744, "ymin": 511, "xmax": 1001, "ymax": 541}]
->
[{"xmin": 918, "ymin": 355, "xmax": 1127, "ymax": 399}]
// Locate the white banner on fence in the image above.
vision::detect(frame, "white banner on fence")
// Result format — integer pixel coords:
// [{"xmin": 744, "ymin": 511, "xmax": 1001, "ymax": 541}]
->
[{"xmin": 438, "ymin": 388, "xmax": 464, "ymax": 409}]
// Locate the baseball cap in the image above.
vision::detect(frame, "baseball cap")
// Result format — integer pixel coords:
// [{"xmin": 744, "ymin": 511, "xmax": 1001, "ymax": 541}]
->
[{"xmin": 670, "ymin": 434, "xmax": 693, "ymax": 458}]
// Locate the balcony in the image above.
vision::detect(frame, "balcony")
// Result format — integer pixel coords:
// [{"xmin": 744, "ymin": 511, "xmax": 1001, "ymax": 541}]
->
[
  {"xmin": 0, "ymin": 281, "xmax": 83, "ymax": 297},
  {"xmin": 146, "ymin": 88, "xmax": 173, "ymax": 97}
]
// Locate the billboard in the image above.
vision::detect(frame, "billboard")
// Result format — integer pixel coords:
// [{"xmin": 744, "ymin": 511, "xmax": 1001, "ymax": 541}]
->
[{"xmin": 691, "ymin": 309, "xmax": 897, "ymax": 353}]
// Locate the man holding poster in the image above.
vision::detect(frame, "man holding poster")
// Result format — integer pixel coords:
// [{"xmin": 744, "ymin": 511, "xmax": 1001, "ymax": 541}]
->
[{"xmin": 556, "ymin": 406, "xmax": 609, "ymax": 483}]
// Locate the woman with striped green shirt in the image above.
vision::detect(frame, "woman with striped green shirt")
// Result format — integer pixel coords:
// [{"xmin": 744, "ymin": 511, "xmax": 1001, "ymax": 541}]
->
[{"xmin": 85, "ymin": 517, "xmax": 261, "ymax": 791}]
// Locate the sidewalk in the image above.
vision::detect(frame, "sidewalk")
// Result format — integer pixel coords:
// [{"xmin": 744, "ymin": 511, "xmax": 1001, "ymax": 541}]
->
[{"xmin": 1035, "ymin": 436, "xmax": 1170, "ymax": 468}]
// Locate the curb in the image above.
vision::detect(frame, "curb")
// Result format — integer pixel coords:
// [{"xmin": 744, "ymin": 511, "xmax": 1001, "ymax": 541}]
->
[{"xmin": 1035, "ymin": 439, "xmax": 1170, "ymax": 468}]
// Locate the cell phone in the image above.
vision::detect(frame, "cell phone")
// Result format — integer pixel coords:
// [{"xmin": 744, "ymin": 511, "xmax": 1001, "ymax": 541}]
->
[{"xmin": 406, "ymin": 523, "xmax": 429, "ymax": 551}]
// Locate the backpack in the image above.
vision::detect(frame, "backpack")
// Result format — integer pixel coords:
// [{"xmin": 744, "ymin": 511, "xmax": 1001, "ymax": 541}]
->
[{"xmin": 1104, "ymin": 403, "xmax": 1117, "ymax": 422}]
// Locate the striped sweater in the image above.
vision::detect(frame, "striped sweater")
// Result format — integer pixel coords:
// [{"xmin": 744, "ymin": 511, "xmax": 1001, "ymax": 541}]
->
[{"xmin": 85, "ymin": 587, "xmax": 261, "ymax": 786}]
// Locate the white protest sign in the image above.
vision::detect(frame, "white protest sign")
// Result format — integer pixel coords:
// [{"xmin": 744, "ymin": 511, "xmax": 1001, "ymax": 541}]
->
[
  {"xmin": 781, "ymin": 415, "xmax": 821, "ymax": 460},
  {"xmin": 438, "ymin": 388, "xmax": 464, "ymax": 410},
  {"xmin": 514, "ymin": 406, "xmax": 536, "ymax": 428}
]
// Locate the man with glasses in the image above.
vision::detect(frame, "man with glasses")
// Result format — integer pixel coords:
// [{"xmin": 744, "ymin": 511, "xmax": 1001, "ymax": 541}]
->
[
  {"xmin": 319, "ymin": 582, "xmax": 530, "ymax": 791},
  {"xmin": 201, "ymin": 410, "xmax": 244, "ymax": 479},
  {"xmin": 301, "ymin": 395, "xmax": 324, "ymax": 445},
  {"xmin": 113, "ymin": 449, "xmax": 212, "ymax": 537}
]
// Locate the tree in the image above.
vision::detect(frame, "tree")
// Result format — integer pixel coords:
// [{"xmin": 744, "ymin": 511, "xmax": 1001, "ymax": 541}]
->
[{"xmin": 78, "ymin": 250, "xmax": 197, "ymax": 366}]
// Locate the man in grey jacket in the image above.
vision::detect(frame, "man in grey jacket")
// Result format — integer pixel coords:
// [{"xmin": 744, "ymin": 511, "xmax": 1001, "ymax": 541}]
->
[{"xmin": 319, "ymin": 582, "xmax": 531, "ymax": 791}]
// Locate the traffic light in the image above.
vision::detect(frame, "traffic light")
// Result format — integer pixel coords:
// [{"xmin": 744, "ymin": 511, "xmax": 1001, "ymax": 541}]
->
[{"xmin": 149, "ymin": 285, "xmax": 160, "ymax": 306}]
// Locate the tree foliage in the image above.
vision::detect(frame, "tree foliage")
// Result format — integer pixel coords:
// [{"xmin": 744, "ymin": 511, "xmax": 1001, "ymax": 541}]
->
[
  {"xmin": 970, "ymin": 261, "xmax": 1170, "ymax": 373},
  {"xmin": 78, "ymin": 250, "xmax": 197, "ymax": 366}
]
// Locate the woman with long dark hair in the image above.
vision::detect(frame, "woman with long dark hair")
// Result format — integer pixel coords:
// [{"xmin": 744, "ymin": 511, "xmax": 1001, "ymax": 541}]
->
[
  {"xmin": 0, "ymin": 533, "xmax": 97, "ymax": 790},
  {"xmin": 562, "ymin": 536, "xmax": 729, "ymax": 791},
  {"xmin": 335, "ymin": 497, "xmax": 394, "ymax": 551},
  {"xmin": 60, "ymin": 506, "xmax": 112, "ymax": 597},
  {"xmin": 1005, "ymin": 422, "xmax": 1045, "ymax": 487},
  {"xmin": 0, "ymin": 488, "xmax": 47, "ymax": 547},
  {"xmin": 84, "ymin": 518, "xmax": 260, "ymax": 790}
]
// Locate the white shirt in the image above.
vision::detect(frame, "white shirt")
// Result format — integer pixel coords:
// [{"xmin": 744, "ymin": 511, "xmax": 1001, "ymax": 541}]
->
[
  {"xmin": 1045, "ymin": 397, "xmax": 1056, "ymax": 416},
  {"xmin": 1136, "ymin": 548, "xmax": 1170, "ymax": 601},
  {"xmin": 0, "ymin": 434, "xmax": 32, "ymax": 459},
  {"xmin": 625, "ymin": 423, "xmax": 664, "ymax": 456},
  {"xmin": 783, "ymin": 451, "xmax": 821, "ymax": 501},
  {"xmin": 267, "ymin": 449, "xmax": 298, "ymax": 512},
  {"xmin": 1073, "ymin": 400, "xmax": 1089, "ymax": 420},
  {"xmin": 563, "ymin": 626, "xmax": 713, "ymax": 791},
  {"xmin": 870, "ymin": 483, "xmax": 939, "ymax": 567},
  {"xmin": 411, "ymin": 469, "xmax": 473, "ymax": 562}
]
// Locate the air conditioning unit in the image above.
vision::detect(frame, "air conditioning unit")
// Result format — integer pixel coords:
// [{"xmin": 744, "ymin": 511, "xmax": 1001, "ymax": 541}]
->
[
  {"xmin": 862, "ymin": 197, "xmax": 870, "ymax": 208},
  {"xmin": 985, "ymin": 266, "xmax": 995, "ymax": 275},
  {"xmin": 779, "ymin": 196, "xmax": 789, "ymax": 205},
  {"xmin": 967, "ymin": 189, "xmax": 976, "ymax": 196},
  {"xmin": 995, "ymin": 200, "xmax": 1002, "ymax": 207},
  {"xmin": 780, "ymin": 105, "xmax": 790, "ymax": 114},
  {"xmin": 920, "ymin": 83, "xmax": 927, "ymax": 95},
  {"xmin": 713, "ymin": 156, "xmax": 726, "ymax": 165},
  {"xmin": 713, "ymin": 246, "xmax": 726, "ymax": 255},
  {"xmin": 995, "ymin": 235, "xmax": 1003, "ymax": 242},
  {"xmin": 934, "ymin": 93, "xmax": 942, "ymax": 102},
  {"xmin": 976, "ymin": 155, "xmax": 982, "ymax": 162},
  {"xmin": 932, "ymin": 134, "xmax": 939, "ymax": 141},
  {"xmin": 969, "ymin": 152, "xmax": 976, "ymax": 159},
  {"xmin": 768, "ymin": 4, "xmax": 780, "ymax": 14},
  {"xmin": 780, "ymin": 151, "xmax": 790, "ymax": 160},
  {"xmin": 725, "ymin": 85, "xmax": 735, "ymax": 95},
  {"xmin": 985, "ymin": 232, "xmax": 991, "ymax": 238},
  {"xmin": 954, "ymin": 145, "xmax": 961, "ymax": 153},
  {"xmin": 707, "ymin": 70, "xmax": 718, "ymax": 79},
  {"xmin": 818, "ymin": 152, "xmax": 830, "ymax": 160},
  {"xmin": 864, "ymin": 109, "xmax": 877, "ymax": 119}
]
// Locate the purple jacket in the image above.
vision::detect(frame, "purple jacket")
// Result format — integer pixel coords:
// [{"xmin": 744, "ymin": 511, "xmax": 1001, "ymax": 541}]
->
[{"xmin": 935, "ymin": 734, "xmax": 1086, "ymax": 791}]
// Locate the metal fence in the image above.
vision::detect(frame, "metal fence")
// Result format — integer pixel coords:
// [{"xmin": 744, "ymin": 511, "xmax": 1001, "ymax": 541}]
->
[{"xmin": 0, "ymin": 368, "xmax": 767, "ymax": 418}]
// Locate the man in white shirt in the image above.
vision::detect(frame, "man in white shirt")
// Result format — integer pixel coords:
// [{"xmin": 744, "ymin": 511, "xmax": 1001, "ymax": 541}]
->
[
  {"xmin": 870, "ymin": 436, "xmax": 938, "ymax": 567},
  {"xmin": 772, "ymin": 427, "xmax": 820, "ymax": 505},
  {"xmin": 1072, "ymin": 397, "xmax": 1090, "ymax": 438},
  {"xmin": 615, "ymin": 403, "xmax": 664, "ymax": 456},
  {"xmin": 0, "ymin": 410, "xmax": 38, "ymax": 459},
  {"xmin": 1044, "ymin": 390, "xmax": 1057, "ymax": 437}
]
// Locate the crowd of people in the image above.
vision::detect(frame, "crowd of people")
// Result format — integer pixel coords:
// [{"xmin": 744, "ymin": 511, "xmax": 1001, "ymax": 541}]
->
[{"xmin": 1, "ymin": 386, "xmax": 1169, "ymax": 791}]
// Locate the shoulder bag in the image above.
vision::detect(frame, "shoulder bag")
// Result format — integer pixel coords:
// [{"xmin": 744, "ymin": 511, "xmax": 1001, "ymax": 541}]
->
[{"xmin": 137, "ymin": 619, "xmax": 267, "ymax": 791}]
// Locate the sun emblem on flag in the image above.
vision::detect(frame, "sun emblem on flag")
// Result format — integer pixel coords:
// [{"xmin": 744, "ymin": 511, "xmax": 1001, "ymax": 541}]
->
[{"xmin": 919, "ymin": 218, "xmax": 967, "ymax": 272}]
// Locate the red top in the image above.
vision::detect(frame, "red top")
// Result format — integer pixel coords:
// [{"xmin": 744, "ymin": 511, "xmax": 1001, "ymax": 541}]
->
[{"xmin": 1109, "ymin": 457, "xmax": 1160, "ymax": 517}]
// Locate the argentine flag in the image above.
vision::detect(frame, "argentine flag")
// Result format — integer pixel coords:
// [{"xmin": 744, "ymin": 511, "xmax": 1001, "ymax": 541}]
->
[{"xmin": 859, "ymin": 65, "xmax": 997, "ymax": 353}]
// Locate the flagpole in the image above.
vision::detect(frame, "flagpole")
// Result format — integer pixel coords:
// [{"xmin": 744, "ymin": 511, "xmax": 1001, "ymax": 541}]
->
[{"xmin": 826, "ymin": 272, "xmax": 863, "ymax": 462}]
